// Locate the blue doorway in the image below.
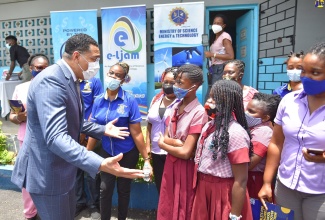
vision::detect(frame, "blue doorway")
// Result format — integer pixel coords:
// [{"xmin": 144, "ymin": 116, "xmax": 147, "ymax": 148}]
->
[{"xmin": 203, "ymin": 4, "xmax": 259, "ymax": 100}]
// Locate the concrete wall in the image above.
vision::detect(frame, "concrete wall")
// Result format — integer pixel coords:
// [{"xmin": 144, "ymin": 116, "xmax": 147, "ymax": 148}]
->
[
  {"xmin": 258, "ymin": 0, "xmax": 296, "ymax": 58},
  {"xmin": 257, "ymin": 0, "xmax": 297, "ymax": 94},
  {"xmin": 0, "ymin": 0, "xmax": 264, "ymax": 20},
  {"xmin": 295, "ymin": 0, "xmax": 325, "ymax": 52}
]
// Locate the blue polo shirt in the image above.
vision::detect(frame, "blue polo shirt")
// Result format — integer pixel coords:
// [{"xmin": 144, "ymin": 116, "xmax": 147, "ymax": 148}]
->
[
  {"xmin": 90, "ymin": 87, "xmax": 142, "ymax": 156},
  {"xmin": 80, "ymin": 77, "xmax": 103, "ymax": 120},
  {"xmin": 273, "ymin": 83, "xmax": 291, "ymax": 98}
]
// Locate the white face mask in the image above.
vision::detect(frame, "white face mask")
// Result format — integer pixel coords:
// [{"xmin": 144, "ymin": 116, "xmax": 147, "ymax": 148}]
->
[
  {"xmin": 5, "ymin": 43, "xmax": 11, "ymax": 50},
  {"xmin": 211, "ymin": 24, "xmax": 223, "ymax": 34},
  {"xmin": 78, "ymin": 54, "xmax": 100, "ymax": 80},
  {"xmin": 287, "ymin": 69, "xmax": 302, "ymax": 82}
]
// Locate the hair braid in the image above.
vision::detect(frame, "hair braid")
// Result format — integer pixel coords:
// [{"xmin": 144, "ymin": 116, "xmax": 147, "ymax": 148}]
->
[
  {"xmin": 284, "ymin": 50, "xmax": 304, "ymax": 64},
  {"xmin": 224, "ymin": 59, "xmax": 246, "ymax": 74},
  {"xmin": 309, "ymin": 42, "xmax": 325, "ymax": 59},
  {"xmin": 210, "ymin": 80, "xmax": 253, "ymax": 160},
  {"xmin": 176, "ymin": 64, "xmax": 203, "ymax": 85}
]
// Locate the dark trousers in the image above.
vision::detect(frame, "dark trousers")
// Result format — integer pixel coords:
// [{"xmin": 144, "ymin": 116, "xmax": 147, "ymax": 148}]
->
[
  {"xmin": 99, "ymin": 147, "xmax": 139, "ymax": 220},
  {"xmin": 75, "ymin": 168, "xmax": 87, "ymax": 206},
  {"xmin": 206, "ymin": 63, "xmax": 225, "ymax": 101},
  {"xmin": 151, "ymin": 153, "xmax": 166, "ymax": 194}
]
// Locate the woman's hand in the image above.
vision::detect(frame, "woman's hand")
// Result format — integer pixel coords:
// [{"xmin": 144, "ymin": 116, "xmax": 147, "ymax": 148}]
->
[
  {"xmin": 173, "ymin": 139, "xmax": 184, "ymax": 147},
  {"xmin": 204, "ymin": 51, "xmax": 213, "ymax": 58},
  {"xmin": 302, "ymin": 147, "xmax": 325, "ymax": 163},
  {"xmin": 143, "ymin": 160, "xmax": 153, "ymax": 181},
  {"xmin": 104, "ymin": 118, "xmax": 130, "ymax": 139},
  {"xmin": 258, "ymin": 183, "xmax": 273, "ymax": 210},
  {"xmin": 16, "ymin": 111, "xmax": 27, "ymax": 122},
  {"xmin": 158, "ymin": 132, "xmax": 165, "ymax": 148}
]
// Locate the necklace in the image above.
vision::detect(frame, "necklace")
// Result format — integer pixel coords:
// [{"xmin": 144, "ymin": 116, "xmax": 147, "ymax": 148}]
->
[{"xmin": 164, "ymin": 96, "xmax": 172, "ymax": 101}]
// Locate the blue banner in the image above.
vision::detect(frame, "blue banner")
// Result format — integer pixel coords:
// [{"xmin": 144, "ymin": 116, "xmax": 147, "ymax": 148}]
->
[
  {"xmin": 50, "ymin": 10, "xmax": 98, "ymax": 63},
  {"xmin": 101, "ymin": 5, "xmax": 147, "ymax": 116}
]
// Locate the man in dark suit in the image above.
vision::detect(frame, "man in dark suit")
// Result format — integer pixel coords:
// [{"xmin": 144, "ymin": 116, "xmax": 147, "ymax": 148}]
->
[
  {"xmin": 5, "ymin": 35, "xmax": 31, "ymax": 82},
  {"xmin": 11, "ymin": 33, "xmax": 144, "ymax": 220}
]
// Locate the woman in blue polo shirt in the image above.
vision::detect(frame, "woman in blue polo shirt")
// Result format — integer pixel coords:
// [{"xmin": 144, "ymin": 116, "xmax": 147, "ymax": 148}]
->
[{"xmin": 87, "ymin": 62, "xmax": 152, "ymax": 220}]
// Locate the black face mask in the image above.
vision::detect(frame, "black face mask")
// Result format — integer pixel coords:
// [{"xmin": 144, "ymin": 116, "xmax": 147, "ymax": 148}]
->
[{"xmin": 162, "ymin": 83, "xmax": 174, "ymax": 95}]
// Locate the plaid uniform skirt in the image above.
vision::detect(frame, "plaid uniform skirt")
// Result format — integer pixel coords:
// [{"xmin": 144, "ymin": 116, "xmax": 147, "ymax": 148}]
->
[{"xmin": 191, "ymin": 172, "xmax": 253, "ymax": 220}]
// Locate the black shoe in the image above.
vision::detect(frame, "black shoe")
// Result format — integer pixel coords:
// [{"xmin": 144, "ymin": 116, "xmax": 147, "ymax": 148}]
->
[
  {"xmin": 26, "ymin": 214, "xmax": 38, "ymax": 220},
  {"xmin": 89, "ymin": 207, "xmax": 101, "ymax": 220},
  {"xmin": 75, "ymin": 204, "xmax": 87, "ymax": 217}
]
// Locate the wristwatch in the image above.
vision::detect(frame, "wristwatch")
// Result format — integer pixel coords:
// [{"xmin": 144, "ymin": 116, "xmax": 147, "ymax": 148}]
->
[{"xmin": 229, "ymin": 213, "xmax": 242, "ymax": 220}]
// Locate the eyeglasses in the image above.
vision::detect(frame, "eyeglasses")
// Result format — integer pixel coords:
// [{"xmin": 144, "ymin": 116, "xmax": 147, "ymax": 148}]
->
[
  {"xmin": 78, "ymin": 52, "xmax": 100, "ymax": 63},
  {"xmin": 33, "ymin": 65, "xmax": 48, "ymax": 71}
]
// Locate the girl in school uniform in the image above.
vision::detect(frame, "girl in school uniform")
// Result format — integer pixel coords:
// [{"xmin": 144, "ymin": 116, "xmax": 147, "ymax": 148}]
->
[
  {"xmin": 157, "ymin": 64, "xmax": 208, "ymax": 220},
  {"xmin": 192, "ymin": 80, "xmax": 253, "ymax": 220},
  {"xmin": 245, "ymin": 93, "xmax": 281, "ymax": 199}
]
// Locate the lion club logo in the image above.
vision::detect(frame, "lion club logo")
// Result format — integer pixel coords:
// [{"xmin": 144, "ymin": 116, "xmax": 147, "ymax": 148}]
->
[
  {"xmin": 108, "ymin": 16, "xmax": 142, "ymax": 53},
  {"xmin": 169, "ymin": 7, "xmax": 188, "ymax": 26}
]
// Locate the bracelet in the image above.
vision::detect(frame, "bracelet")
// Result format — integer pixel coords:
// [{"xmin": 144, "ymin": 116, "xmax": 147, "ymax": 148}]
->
[
  {"xmin": 15, "ymin": 115, "xmax": 21, "ymax": 123},
  {"xmin": 229, "ymin": 213, "xmax": 242, "ymax": 220},
  {"xmin": 144, "ymin": 157, "xmax": 151, "ymax": 160},
  {"xmin": 213, "ymin": 53, "xmax": 217, "ymax": 58}
]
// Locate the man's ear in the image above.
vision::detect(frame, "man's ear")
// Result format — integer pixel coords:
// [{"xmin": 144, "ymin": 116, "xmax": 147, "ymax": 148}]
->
[{"xmin": 71, "ymin": 51, "xmax": 80, "ymax": 62}]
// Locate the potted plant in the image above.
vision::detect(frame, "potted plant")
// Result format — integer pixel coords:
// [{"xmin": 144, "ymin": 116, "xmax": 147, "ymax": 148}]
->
[{"xmin": 0, "ymin": 121, "xmax": 16, "ymax": 165}]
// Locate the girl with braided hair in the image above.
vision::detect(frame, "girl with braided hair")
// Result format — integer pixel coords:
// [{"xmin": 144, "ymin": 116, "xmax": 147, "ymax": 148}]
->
[
  {"xmin": 273, "ymin": 51, "xmax": 304, "ymax": 98},
  {"xmin": 245, "ymin": 93, "xmax": 281, "ymax": 200},
  {"xmin": 157, "ymin": 64, "xmax": 208, "ymax": 220},
  {"xmin": 192, "ymin": 80, "xmax": 253, "ymax": 220},
  {"xmin": 222, "ymin": 59, "xmax": 258, "ymax": 109},
  {"xmin": 259, "ymin": 42, "xmax": 325, "ymax": 219}
]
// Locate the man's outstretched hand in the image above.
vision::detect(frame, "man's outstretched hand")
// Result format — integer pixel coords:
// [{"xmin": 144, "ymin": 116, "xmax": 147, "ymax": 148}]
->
[
  {"xmin": 104, "ymin": 118, "xmax": 130, "ymax": 139},
  {"xmin": 100, "ymin": 153, "xmax": 144, "ymax": 179}
]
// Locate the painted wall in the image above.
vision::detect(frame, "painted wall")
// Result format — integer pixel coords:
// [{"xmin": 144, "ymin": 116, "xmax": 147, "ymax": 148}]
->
[
  {"xmin": 257, "ymin": 0, "xmax": 297, "ymax": 94},
  {"xmin": 295, "ymin": 0, "xmax": 325, "ymax": 52}
]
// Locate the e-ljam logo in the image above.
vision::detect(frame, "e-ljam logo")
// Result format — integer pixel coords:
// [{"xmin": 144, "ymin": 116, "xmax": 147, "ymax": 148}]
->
[{"xmin": 107, "ymin": 16, "xmax": 142, "ymax": 61}]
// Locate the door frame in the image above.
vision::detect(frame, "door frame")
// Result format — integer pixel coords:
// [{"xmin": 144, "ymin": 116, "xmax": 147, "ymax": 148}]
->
[{"xmin": 203, "ymin": 4, "xmax": 259, "ymax": 100}]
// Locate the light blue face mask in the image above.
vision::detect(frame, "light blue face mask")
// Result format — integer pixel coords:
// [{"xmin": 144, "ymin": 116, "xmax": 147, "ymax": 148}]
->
[
  {"xmin": 287, "ymin": 69, "xmax": 302, "ymax": 82},
  {"xmin": 105, "ymin": 76, "xmax": 121, "ymax": 91},
  {"xmin": 173, "ymin": 85, "xmax": 195, "ymax": 100},
  {"xmin": 5, "ymin": 43, "xmax": 11, "ymax": 50}
]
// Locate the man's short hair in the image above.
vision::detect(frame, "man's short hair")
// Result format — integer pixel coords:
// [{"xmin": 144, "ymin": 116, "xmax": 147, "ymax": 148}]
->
[
  {"xmin": 5, "ymin": 35, "xmax": 17, "ymax": 41},
  {"xmin": 64, "ymin": 33, "xmax": 98, "ymax": 55}
]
